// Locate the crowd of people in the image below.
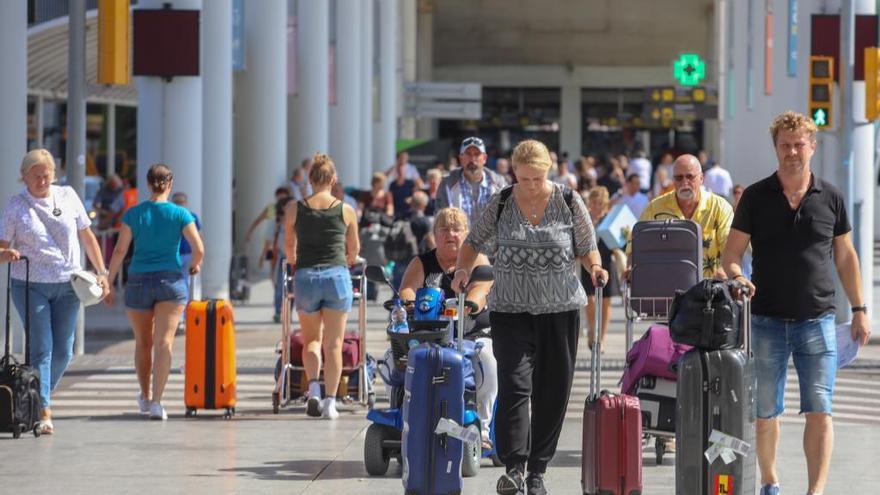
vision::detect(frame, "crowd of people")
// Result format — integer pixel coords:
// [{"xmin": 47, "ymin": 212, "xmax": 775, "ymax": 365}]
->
[{"xmin": 0, "ymin": 110, "xmax": 871, "ymax": 495}]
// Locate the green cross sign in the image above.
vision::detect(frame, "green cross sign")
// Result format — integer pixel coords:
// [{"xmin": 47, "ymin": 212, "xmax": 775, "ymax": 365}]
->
[{"xmin": 673, "ymin": 53, "xmax": 706, "ymax": 86}]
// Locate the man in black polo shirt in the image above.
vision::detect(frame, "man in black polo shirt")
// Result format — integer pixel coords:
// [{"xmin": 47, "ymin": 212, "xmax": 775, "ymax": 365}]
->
[{"xmin": 722, "ymin": 111, "xmax": 871, "ymax": 495}]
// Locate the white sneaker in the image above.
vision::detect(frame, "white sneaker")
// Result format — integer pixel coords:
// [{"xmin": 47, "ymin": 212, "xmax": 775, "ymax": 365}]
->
[
  {"xmin": 149, "ymin": 401, "xmax": 168, "ymax": 421},
  {"xmin": 137, "ymin": 394, "xmax": 151, "ymax": 414},
  {"xmin": 321, "ymin": 398, "xmax": 339, "ymax": 420}
]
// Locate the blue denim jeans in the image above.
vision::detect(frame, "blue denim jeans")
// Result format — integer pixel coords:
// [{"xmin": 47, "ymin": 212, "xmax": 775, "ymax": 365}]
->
[
  {"xmin": 10, "ymin": 279, "xmax": 80, "ymax": 409},
  {"xmin": 752, "ymin": 313, "xmax": 837, "ymax": 418},
  {"xmin": 294, "ymin": 265, "xmax": 353, "ymax": 313}
]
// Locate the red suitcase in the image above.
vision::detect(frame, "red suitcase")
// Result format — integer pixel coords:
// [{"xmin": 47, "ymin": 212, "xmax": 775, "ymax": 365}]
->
[
  {"xmin": 582, "ymin": 286, "xmax": 643, "ymax": 495},
  {"xmin": 289, "ymin": 331, "xmax": 361, "ymax": 374}
]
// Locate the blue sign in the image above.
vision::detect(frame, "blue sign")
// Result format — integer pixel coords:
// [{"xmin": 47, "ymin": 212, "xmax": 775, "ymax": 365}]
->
[
  {"xmin": 232, "ymin": 0, "xmax": 245, "ymax": 71},
  {"xmin": 787, "ymin": 0, "xmax": 798, "ymax": 77}
]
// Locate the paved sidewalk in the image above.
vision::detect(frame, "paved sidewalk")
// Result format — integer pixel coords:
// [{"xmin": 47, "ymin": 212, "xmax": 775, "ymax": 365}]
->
[{"xmin": 0, "ymin": 272, "xmax": 878, "ymax": 494}]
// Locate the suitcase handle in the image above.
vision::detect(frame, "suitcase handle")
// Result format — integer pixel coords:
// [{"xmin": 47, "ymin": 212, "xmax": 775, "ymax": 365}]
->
[
  {"xmin": 4, "ymin": 256, "xmax": 30, "ymax": 365},
  {"xmin": 589, "ymin": 285, "xmax": 603, "ymax": 398}
]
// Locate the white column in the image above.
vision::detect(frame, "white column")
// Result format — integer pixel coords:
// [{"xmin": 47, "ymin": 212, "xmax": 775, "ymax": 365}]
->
[
  {"xmin": 233, "ymin": 0, "xmax": 287, "ymax": 255},
  {"xmin": 375, "ymin": 0, "xmax": 398, "ymax": 173},
  {"xmin": 559, "ymin": 84, "xmax": 582, "ymax": 161},
  {"xmin": 853, "ymin": 0, "xmax": 874, "ymax": 322},
  {"xmin": 294, "ymin": 0, "xmax": 328, "ymax": 164},
  {"xmin": 202, "ymin": 0, "xmax": 233, "ymax": 299},
  {"xmin": 36, "ymin": 96, "xmax": 45, "ymax": 148},
  {"xmin": 106, "ymin": 103, "xmax": 116, "ymax": 177},
  {"xmin": 415, "ymin": 0, "xmax": 434, "ymax": 140},
  {"xmin": 359, "ymin": 0, "xmax": 374, "ymax": 188},
  {"xmin": 136, "ymin": 0, "xmax": 203, "ymax": 212},
  {"xmin": 399, "ymin": 0, "xmax": 417, "ymax": 139},
  {"xmin": 0, "ymin": 1, "xmax": 27, "ymax": 355},
  {"xmin": 329, "ymin": 0, "xmax": 362, "ymax": 186}
]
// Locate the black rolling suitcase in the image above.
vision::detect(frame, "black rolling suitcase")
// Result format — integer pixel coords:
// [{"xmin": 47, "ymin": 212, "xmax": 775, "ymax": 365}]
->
[
  {"xmin": 0, "ymin": 257, "xmax": 42, "ymax": 438},
  {"xmin": 675, "ymin": 289, "xmax": 756, "ymax": 495}
]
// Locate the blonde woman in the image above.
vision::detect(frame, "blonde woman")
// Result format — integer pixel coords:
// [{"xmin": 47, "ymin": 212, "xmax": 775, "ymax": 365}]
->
[
  {"xmin": 0, "ymin": 149, "xmax": 110, "ymax": 434},
  {"xmin": 285, "ymin": 153, "xmax": 360, "ymax": 420},
  {"xmin": 453, "ymin": 139, "xmax": 608, "ymax": 495},
  {"xmin": 581, "ymin": 187, "xmax": 620, "ymax": 352}
]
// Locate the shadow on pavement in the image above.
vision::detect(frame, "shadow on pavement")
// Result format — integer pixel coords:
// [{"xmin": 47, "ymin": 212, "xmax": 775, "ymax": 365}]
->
[{"xmin": 218, "ymin": 459, "xmax": 378, "ymax": 481}]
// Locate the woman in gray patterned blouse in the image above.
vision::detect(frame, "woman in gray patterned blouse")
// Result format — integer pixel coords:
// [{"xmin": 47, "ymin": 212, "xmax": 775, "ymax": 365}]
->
[{"xmin": 452, "ymin": 139, "xmax": 607, "ymax": 495}]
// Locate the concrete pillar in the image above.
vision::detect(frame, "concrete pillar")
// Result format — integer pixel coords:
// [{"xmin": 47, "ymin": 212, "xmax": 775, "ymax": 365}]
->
[
  {"xmin": 106, "ymin": 103, "xmax": 116, "ymax": 177},
  {"xmin": 0, "ymin": 1, "xmax": 27, "ymax": 355},
  {"xmin": 294, "ymin": 0, "xmax": 328, "ymax": 165},
  {"xmin": 853, "ymin": 0, "xmax": 874, "ymax": 320},
  {"xmin": 233, "ymin": 0, "xmax": 287, "ymax": 257},
  {"xmin": 375, "ymin": 0, "xmax": 398, "ymax": 173},
  {"xmin": 329, "ymin": 0, "xmax": 362, "ymax": 187},
  {"xmin": 202, "ymin": 0, "xmax": 233, "ymax": 299},
  {"xmin": 559, "ymin": 84, "xmax": 582, "ymax": 161},
  {"xmin": 35, "ymin": 96, "xmax": 45, "ymax": 149},
  {"xmin": 136, "ymin": 0, "xmax": 203, "ymax": 213},
  {"xmin": 399, "ymin": 0, "xmax": 417, "ymax": 139},
  {"xmin": 359, "ymin": 0, "xmax": 374, "ymax": 187},
  {"xmin": 415, "ymin": 0, "xmax": 434, "ymax": 140},
  {"xmin": 67, "ymin": 0, "xmax": 87, "ymax": 199}
]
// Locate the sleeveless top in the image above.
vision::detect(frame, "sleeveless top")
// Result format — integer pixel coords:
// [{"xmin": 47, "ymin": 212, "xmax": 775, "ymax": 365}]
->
[
  {"xmin": 418, "ymin": 248, "xmax": 490, "ymax": 337},
  {"xmin": 295, "ymin": 199, "xmax": 347, "ymax": 268}
]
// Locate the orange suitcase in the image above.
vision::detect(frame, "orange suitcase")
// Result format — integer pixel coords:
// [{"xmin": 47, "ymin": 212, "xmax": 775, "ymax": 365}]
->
[{"xmin": 184, "ymin": 299, "xmax": 237, "ymax": 418}]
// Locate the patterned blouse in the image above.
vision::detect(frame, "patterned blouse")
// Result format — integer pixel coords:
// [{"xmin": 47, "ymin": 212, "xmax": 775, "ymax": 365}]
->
[{"xmin": 465, "ymin": 183, "xmax": 597, "ymax": 315}]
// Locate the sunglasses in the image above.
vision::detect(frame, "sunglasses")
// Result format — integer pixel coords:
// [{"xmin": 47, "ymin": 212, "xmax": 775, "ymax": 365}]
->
[
  {"xmin": 673, "ymin": 173, "xmax": 699, "ymax": 182},
  {"xmin": 461, "ymin": 137, "xmax": 484, "ymax": 147}
]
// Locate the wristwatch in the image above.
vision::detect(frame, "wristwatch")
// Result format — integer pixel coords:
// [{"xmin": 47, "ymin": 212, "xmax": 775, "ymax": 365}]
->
[
  {"xmin": 851, "ymin": 304, "xmax": 868, "ymax": 314},
  {"xmin": 98, "ymin": 268, "xmax": 110, "ymax": 277}
]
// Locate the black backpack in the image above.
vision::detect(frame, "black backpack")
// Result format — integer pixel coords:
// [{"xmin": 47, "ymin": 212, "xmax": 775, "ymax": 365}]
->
[
  {"xmin": 384, "ymin": 220, "xmax": 419, "ymax": 263},
  {"xmin": 495, "ymin": 185, "xmax": 577, "ymax": 222}
]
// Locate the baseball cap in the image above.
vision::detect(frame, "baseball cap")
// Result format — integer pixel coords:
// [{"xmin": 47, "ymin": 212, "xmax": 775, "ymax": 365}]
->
[{"xmin": 460, "ymin": 136, "xmax": 486, "ymax": 154}]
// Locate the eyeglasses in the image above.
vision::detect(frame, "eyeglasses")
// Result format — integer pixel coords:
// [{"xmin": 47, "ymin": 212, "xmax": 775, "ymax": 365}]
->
[{"xmin": 673, "ymin": 173, "xmax": 699, "ymax": 182}]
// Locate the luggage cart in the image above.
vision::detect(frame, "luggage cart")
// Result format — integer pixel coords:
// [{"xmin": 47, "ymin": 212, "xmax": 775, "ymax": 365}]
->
[
  {"xmin": 272, "ymin": 259, "xmax": 369, "ymax": 413},
  {"xmin": 623, "ymin": 281, "xmax": 676, "ymax": 464}
]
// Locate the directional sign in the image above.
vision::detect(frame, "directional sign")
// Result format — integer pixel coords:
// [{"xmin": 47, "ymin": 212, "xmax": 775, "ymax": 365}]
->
[{"xmin": 673, "ymin": 53, "xmax": 707, "ymax": 86}]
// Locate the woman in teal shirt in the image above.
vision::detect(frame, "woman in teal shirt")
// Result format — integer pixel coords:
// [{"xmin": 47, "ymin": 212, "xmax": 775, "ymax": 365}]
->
[{"xmin": 105, "ymin": 164, "xmax": 204, "ymax": 421}]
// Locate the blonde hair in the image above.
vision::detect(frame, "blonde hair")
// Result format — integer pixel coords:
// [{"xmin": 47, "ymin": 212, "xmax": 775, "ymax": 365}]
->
[
  {"xmin": 309, "ymin": 153, "xmax": 336, "ymax": 186},
  {"xmin": 433, "ymin": 207, "xmax": 469, "ymax": 233},
  {"xmin": 371, "ymin": 172, "xmax": 387, "ymax": 187},
  {"xmin": 511, "ymin": 139, "xmax": 552, "ymax": 171},
  {"xmin": 769, "ymin": 111, "xmax": 818, "ymax": 144},
  {"xmin": 426, "ymin": 168, "xmax": 442, "ymax": 181},
  {"xmin": 586, "ymin": 186, "xmax": 610, "ymax": 207},
  {"xmin": 20, "ymin": 149, "xmax": 56, "ymax": 180}
]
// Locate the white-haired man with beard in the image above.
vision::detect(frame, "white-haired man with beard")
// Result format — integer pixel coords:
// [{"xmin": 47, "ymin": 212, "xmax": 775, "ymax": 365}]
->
[
  {"xmin": 436, "ymin": 137, "xmax": 509, "ymax": 228},
  {"xmin": 627, "ymin": 153, "xmax": 734, "ymax": 279}
]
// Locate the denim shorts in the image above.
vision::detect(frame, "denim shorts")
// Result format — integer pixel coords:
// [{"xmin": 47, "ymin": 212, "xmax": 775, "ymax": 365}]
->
[
  {"xmin": 752, "ymin": 313, "xmax": 837, "ymax": 418},
  {"xmin": 125, "ymin": 270, "xmax": 188, "ymax": 310},
  {"xmin": 294, "ymin": 265, "xmax": 352, "ymax": 313}
]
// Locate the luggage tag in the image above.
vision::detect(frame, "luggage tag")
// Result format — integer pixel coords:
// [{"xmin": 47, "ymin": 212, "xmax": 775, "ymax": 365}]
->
[
  {"xmin": 434, "ymin": 417, "xmax": 480, "ymax": 445},
  {"xmin": 705, "ymin": 429, "xmax": 751, "ymax": 465}
]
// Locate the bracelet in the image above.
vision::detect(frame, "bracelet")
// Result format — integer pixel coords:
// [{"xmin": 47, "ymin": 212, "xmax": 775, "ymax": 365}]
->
[
  {"xmin": 454, "ymin": 268, "xmax": 469, "ymax": 278},
  {"xmin": 97, "ymin": 269, "xmax": 110, "ymax": 277},
  {"xmin": 733, "ymin": 274, "xmax": 746, "ymax": 281},
  {"xmin": 590, "ymin": 263, "xmax": 602, "ymax": 270}
]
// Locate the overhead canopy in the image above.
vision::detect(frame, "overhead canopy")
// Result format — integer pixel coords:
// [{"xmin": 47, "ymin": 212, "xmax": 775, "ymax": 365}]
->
[{"xmin": 28, "ymin": 9, "xmax": 137, "ymax": 107}]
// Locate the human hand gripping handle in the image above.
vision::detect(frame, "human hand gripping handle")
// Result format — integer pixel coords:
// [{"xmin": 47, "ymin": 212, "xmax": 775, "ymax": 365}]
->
[
  {"xmin": 590, "ymin": 263, "xmax": 608, "ymax": 288},
  {"xmin": 451, "ymin": 268, "xmax": 469, "ymax": 295}
]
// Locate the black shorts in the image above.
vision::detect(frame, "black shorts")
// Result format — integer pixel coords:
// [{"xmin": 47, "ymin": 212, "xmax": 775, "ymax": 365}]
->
[{"xmin": 581, "ymin": 266, "xmax": 620, "ymax": 298}]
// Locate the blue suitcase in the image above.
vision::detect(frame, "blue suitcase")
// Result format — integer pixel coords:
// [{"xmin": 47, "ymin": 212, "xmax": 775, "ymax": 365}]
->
[{"xmin": 402, "ymin": 343, "xmax": 465, "ymax": 495}]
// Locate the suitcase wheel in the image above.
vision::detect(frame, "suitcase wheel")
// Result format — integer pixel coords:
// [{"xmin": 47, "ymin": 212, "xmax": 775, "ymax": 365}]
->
[
  {"xmin": 272, "ymin": 392, "xmax": 280, "ymax": 414},
  {"xmin": 185, "ymin": 408, "xmax": 197, "ymax": 418},
  {"xmin": 223, "ymin": 408, "xmax": 234, "ymax": 420},
  {"xmin": 33, "ymin": 424, "xmax": 41, "ymax": 438},
  {"xmin": 12, "ymin": 424, "xmax": 21, "ymax": 439}
]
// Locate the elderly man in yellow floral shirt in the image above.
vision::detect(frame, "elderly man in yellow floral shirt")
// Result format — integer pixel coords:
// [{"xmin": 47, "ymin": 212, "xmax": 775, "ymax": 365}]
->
[{"xmin": 627, "ymin": 154, "xmax": 734, "ymax": 278}]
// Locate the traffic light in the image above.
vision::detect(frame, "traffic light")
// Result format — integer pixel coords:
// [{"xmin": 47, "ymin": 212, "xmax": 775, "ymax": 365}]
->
[
  {"xmin": 809, "ymin": 56, "xmax": 833, "ymax": 128},
  {"xmin": 865, "ymin": 48, "xmax": 880, "ymax": 120}
]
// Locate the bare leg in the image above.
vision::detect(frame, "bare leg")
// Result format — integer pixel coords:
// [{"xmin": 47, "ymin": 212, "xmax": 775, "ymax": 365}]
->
[
  {"xmin": 599, "ymin": 297, "xmax": 612, "ymax": 348},
  {"xmin": 804, "ymin": 413, "xmax": 834, "ymax": 494},
  {"xmin": 756, "ymin": 418, "xmax": 780, "ymax": 485},
  {"xmin": 127, "ymin": 309, "xmax": 155, "ymax": 400},
  {"xmin": 320, "ymin": 308, "xmax": 349, "ymax": 396},
  {"xmin": 151, "ymin": 301, "xmax": 184, "ymax": 403},
  {"xmin": 299, "ymin": 311, "xmax": 324, "ymax": 382}
]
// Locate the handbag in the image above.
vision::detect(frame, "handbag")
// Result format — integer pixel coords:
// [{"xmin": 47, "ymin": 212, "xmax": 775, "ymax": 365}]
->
[
  {"xmin": 24, "ymin": 192, "xmax": 104, "ymax": 306},
  {"xmin": 668, "ymin": 279, "xmax": 742, "ymax": 350}
]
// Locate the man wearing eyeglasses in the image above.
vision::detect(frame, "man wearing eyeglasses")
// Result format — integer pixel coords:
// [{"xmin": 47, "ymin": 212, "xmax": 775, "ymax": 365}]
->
[
  {"xmin": 436, "ymin": 136, "xmax": 509, "ymax": 228},
  {"xmin": 627, "ymin": 153, "xmax": 734, "ymax": 279}
]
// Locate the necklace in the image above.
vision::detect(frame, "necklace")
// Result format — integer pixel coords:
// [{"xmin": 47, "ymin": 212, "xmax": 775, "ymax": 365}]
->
[{"xmin": 52, "ymin": 195, "xmax": 61, "ymax": 216}]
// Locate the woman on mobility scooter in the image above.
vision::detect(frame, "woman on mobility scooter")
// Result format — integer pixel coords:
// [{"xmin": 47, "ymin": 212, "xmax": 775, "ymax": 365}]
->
[{"xmin": 398, "ymin": 207, "xmax": 497, "ymax": 452}]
